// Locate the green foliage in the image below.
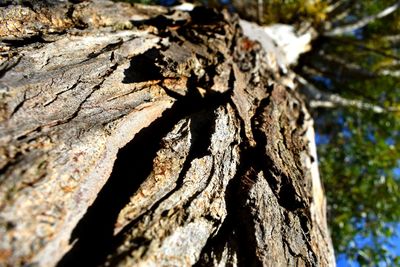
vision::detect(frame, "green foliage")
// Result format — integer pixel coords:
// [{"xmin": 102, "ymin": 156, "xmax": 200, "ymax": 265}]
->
[
  {"xmin": 229, "ymin": 0, "xmax": 329, "ymax": 25},
  {"xmin": 293, "ymin": 0, "xmax": 400, "ymax": 265},
  {"xmin": 316, "ymin": 105, "xmax": 400, "ymax": 264}
]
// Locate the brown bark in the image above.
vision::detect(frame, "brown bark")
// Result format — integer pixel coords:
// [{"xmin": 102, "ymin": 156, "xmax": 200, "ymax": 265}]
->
[{"xmin": 0, "ymin": 1, "xmax": 334, "ymax": 266}]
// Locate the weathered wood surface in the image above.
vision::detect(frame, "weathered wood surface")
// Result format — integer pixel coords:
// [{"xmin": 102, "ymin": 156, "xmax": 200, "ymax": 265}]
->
[{"xmin": 0, "ymin": 1, "xmax": 334, "ymax": 266}]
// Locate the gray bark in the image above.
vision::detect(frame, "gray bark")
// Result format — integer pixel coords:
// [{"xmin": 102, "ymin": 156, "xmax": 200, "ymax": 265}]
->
[{"xmin": 0, "ymin": 1, "xmax": 334, "ymax": 266}]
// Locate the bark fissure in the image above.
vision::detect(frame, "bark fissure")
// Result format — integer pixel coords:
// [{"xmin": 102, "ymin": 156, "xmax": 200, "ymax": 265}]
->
[
  {"xmin": 59, "ymin": 79, "xmax": 234, "ymax": 267},
  {"xmin": 58, "ymin": 100, "xmax": 189, "ymax": 267}
]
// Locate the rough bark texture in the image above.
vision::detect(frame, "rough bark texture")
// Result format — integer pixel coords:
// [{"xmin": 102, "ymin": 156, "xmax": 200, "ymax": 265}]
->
[{"xmin": 0, "ymin": 1, "xmax": 335, "ymax": 266}]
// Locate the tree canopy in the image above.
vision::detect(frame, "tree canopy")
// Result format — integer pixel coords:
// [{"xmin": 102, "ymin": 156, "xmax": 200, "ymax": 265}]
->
[{"xmin": 295, "ymin": 1, "xmax": 400, "ymax": 265}]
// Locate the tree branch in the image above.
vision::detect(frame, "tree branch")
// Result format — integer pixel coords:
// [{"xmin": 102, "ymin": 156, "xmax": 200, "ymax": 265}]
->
[
  {"xmin": 257, "ymin": 0, "xmax": 264, "ymax": 24},
  {"xmin": 382, "ymin": 34, "xmax": 400, "ymax": 43},
  {"xmin": 329, "ymin": 37, "xmax": 400, "ymax": 61},
  {"xmin": 325, "ymin": 2, "xmax": 400, "ymax": 36},
  {"xmin": 326, "ymin": 0, "xmax": 355, "ymax": 21},
  {"xmin": 379, "ymin": 69, "xmax": 400, "ymax": 77},
  {"xmin": 297, "ymin": 75, "xmax": 399, "ymax": 113},
  {"xmin": 319, "ymin": 53, "xmax": 376, "ymax": 78}
]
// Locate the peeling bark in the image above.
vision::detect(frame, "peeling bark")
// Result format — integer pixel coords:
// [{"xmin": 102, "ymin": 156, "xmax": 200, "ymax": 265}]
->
[{"xmin": 0, "ymin": 1, "xmax": 334, "ymax": 266}]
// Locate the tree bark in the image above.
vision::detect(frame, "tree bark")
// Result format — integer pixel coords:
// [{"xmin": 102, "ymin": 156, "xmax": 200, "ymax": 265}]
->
[{"xmin": 0, "ymin": 1, "xmax": 335, "ymax": 266}]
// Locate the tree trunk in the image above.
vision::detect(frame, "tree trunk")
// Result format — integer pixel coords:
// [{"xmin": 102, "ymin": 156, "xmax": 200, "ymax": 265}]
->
[{"xmin": 0, "ymin": 1, "xmax": 335, "ymax": 266}]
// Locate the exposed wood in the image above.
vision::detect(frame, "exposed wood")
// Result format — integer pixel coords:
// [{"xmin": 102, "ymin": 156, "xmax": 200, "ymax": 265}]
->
[{"xmin": 0, "ymin": 1, "xmax": 334, "ymax": 266}]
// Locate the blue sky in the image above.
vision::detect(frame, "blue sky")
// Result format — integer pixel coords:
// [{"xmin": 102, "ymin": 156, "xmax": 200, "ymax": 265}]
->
[
  {"xmin": 336, "ymin": 224, "xmax": 400, "ymax": 266},
  {"xmin": 315, "ymin": 130, "xmax": 400, "ymax": 266}
]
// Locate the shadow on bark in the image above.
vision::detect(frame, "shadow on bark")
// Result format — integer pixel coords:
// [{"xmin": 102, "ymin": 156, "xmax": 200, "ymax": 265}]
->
[
  {"xmin": 104, "ymin": 108, "xmax": 218, "ymax": 266},
  {"xmin": 57, "ymin": 101, "xmax": 185, "ymax": 267},
  {"xmin": 122, "ymin": 48, "xmax": 163, "ymax": 84},
  {"xmin": 57, "ymin": 76, "xmax": 231, "ymax": 266},
  {"xmin": 194, "ymin": 139, "xmax": 264, "ymax": 267}
]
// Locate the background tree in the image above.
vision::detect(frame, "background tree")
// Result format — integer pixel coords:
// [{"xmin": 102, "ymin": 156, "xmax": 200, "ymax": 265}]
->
[{"xmin": 298, "ymin": 1, "xmax": 400, "ymax": 265}]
